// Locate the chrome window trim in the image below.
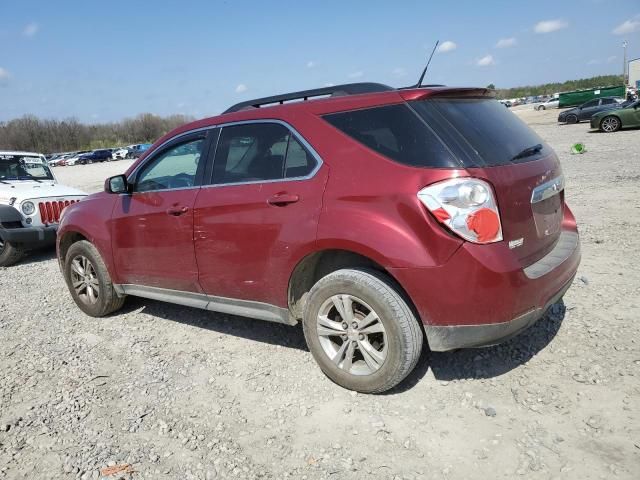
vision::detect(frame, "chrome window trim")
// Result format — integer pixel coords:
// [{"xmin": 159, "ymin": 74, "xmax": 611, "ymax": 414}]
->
[
  {"xmin": 126, "ymin": 119, "xmax": 324, "ymax": 193},
  {"xmin": 206, "ymin": 119, "xmax": 324, "ymax": 187},
  {"xmin": 530, "ymin": 175, "xmax": 565, "ymax": 204},
  {"xmin": 127, "ymin": 126, "xmax": 213, "ymax": 182}
]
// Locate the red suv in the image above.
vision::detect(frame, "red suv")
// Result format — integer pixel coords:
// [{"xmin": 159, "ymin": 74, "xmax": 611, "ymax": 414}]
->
[{"xmin": 57, "ymin": 83, "xmax": 580, "ymax": 393}]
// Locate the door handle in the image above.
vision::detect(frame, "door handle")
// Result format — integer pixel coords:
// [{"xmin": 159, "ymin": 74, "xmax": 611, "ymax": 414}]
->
[
  {"xmin": 166, "ymin": 206, "xmax": 189, "ymax": 216},
  {"xmin": 267, "ymin": 193, "xmax": 300, "ymax": 206}
]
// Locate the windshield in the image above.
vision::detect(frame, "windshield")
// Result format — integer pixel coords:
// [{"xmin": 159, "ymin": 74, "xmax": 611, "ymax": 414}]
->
[{"xmin": 0, "ymin": 155, "xmax": 55, "ymax": 181}]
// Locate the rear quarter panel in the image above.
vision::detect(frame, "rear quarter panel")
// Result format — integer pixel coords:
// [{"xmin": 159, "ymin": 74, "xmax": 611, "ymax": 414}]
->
[{"xmin": 293, "ymin": 112, "xmax": 464, "ymax": 269}]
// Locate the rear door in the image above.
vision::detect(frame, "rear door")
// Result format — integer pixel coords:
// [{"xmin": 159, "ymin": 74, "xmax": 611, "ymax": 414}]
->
[
  {"xmin": 193, "ymin": 121, "xmax": 327, "ymax": 307},
  {"xmin": 111, "ymin": 131, "xmax": 212, "ymax": 291}
]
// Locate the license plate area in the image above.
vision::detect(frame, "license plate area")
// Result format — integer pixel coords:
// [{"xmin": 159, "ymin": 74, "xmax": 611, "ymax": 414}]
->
[{"xmin": 531, "ymin": 176, "xmax": 564, "ymax": 238}]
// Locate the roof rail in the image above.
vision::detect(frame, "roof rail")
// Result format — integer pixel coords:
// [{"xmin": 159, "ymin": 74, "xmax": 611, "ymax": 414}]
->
[{"xmin": 223, "ymin": 82, "xmax": 394, "ymax": 114}]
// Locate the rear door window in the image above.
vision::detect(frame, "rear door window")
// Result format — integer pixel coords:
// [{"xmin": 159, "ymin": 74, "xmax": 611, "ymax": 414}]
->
[
  {"xmin": 323, "ymin": 104, "xmax": 460, "ymax": 168},
  {"xmin": 212, "ymin": 123, "xmax": 317, "ymax": 184},
  {"xmin": 410, "ymin": 97, "xmax": 550, "ymax": 167}
]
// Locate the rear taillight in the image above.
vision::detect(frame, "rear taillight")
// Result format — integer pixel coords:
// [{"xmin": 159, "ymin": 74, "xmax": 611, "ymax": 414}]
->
[{"xmin": 417, "ymin": 178, "xmax": 503, "ymax": 244}]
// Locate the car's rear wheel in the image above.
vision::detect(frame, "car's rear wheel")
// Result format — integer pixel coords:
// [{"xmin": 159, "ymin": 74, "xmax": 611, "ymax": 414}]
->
[
  {"xmin": 302, "ymin": 269, "xmax": 423, "ymax": 393},
  {"xmin": 566, "ymin": 114, "xmax": 578, "ymax": 124},
  {"xmin": 600, "ymin": 115, "xmax": 621, "ymax": 133},
  {"xmin": 64, "ymin": 240, "xmax": 126, "ymax": 317},
  {"xmin": 0, "ymin": 239, "xmax": 25, "ymax": 267}
]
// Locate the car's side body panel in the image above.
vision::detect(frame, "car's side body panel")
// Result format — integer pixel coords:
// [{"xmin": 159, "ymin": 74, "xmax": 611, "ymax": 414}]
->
[{"xmin": 193, "ymin": 168, "xmax": 329, "ymax": 307}]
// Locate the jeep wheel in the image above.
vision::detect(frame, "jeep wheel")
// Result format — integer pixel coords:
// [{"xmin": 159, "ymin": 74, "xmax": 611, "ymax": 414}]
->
[
  {"xmin": 303, "ymin": 269, "xmax": 423, "ymax": 393},
  {"xmin": 0, "ymin": 239, "xmax": 25, "ymax": 267},
  {"xmin": 64, "ymin": 240, "xmax": 125, "ymax": 316}
]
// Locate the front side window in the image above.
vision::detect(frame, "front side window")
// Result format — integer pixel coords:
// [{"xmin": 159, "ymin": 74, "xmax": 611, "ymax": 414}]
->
[
  {"xmin": 135, "ymin": 138, "xmax": 204, "ymax": 192},
  {"xmin": 212, "ymin": 123, "xmax": 316, "ymax": 184}
]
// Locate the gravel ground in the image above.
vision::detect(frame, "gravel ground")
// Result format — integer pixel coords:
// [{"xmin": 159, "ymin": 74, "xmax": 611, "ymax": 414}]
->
[{"xmin": 1, "ymin": 110, "xmax": 639, "ymax": 480}]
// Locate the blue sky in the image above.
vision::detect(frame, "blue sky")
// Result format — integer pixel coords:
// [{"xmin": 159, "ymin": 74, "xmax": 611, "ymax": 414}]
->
[{"xmin": 1, "ymin": 0, "xmax": 638, "ymax": 122}]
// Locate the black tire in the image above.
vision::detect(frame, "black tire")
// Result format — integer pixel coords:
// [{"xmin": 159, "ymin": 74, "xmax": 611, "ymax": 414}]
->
[
  {"xmin": 539, "ymin": 105, "xmax": 545, "ymax": 110},
  {"xmin": 566, "ymin": 114, "xmax": 579, "ymax": 124},
  {"xmin": 599, "ymin": 115, "xmax": 621, "ymax": 133},
  {"xmin": 302, "ymin": 269, "xmax": 423, "ymax": 393},
  {"xmin": 64, "ymin": 240, "xmax": 126, "ymax": 317},
  {"xmin": 0, "ymin": 239, "xmax": 25, "ymax": 267}
]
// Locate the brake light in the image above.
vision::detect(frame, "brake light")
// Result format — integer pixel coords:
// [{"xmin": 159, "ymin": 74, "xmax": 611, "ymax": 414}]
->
[{"xmin": 417, "ymin": 178, "xmax": 503, "ymax": 244}]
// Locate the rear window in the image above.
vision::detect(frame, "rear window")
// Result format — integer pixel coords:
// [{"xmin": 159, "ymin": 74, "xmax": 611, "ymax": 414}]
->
[
  {"xmin": 410, "ymin": 97, "xmax": 549, "ymax": 167},
  {"xmin": 323, "ymin": 104, "xmax": 460, "ymax": 168}
]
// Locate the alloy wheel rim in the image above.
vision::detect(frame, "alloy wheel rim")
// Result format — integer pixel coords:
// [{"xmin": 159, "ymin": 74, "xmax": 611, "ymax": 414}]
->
[
  {"xmin": 70, "ymin": 255, "xmax": 100, "ymax": 304},
  {"xmin": 602, "ymin": 118, "xmax": 618, "ymax": 132},
  {"xmin": 0, "ymin": 238, "xmax": 4, "ymax": 254},
  {"xmin": 316, "ymin": 294, "xmax": 387, "ymax": 376}
]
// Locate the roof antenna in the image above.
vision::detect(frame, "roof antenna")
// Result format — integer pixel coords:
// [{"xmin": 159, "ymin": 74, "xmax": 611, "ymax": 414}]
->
[{"xmin": 414, "ymin": 40, "xmax": 439, "ymax": 88}]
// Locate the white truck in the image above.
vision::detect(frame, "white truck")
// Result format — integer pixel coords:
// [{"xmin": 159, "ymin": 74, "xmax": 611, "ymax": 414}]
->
[{"xmin": 0, "ymin": 151, "xmax": 87, "ymax": 266}]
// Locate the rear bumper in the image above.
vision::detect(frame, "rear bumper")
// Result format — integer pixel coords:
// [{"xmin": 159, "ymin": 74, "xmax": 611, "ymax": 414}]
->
[
  {"xmin": 390, "ymin": 222, "xmax": 581, "ymax": 351},
  {"xmin": 423, "ymin": 274, "xmax": 574, "ymax": 351},
  {"xmin": 0, "ymin": 225, "xmax": 57, "ymax": 248}
]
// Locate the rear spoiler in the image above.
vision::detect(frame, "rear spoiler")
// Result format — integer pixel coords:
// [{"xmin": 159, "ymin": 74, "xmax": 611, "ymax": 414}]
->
[{"xmin": 398, "ymin": 87, "xmax": 495, "ymax": 102}]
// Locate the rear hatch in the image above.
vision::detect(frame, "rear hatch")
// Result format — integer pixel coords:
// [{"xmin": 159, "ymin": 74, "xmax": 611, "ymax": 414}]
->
[{"xmin": 409, "ymin": 93, "xmax": 564, "ymax": 266}]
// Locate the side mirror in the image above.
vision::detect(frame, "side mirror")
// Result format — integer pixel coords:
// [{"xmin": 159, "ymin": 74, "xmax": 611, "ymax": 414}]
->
[{"xmin": 105, "ymin": 174, "xmax": 129, "ymax": 194}]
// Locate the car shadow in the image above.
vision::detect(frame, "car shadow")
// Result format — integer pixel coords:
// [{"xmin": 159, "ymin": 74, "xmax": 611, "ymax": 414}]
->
[
  {"xmin": 384, "ymin": 301, "xmax": 566, "ymax": 394},
  {"xmin": 119, "ymin": 296, "xmax": 309, "ymax": 351},
  {"xmin": 18, "ymin": 247, "xmax": 57, "ymax": 266},
  {"xmin": 587, "ymin": 125, "xmax": 640, "ymax": 134},
  {"xmin": 116, "ymin": 297, "xmax": 565, "ymax": 392}
]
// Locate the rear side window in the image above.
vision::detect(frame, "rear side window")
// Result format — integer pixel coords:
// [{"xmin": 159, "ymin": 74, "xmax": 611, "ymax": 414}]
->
[
  {"xmin": 411, "ymin": 97, "xmax": 550, "ymax": 167},
  {"xmin": 323, "ymin": 104, "xmax": 460, "ymax": 168},
  {"xmin": 212, "ymin": 123, "xmax": 317, "ymax": 184}
]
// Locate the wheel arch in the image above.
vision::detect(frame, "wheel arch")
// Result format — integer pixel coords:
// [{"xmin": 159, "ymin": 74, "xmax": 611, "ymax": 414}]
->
[
  {"xmin": 600, "ymin": 113, "xmax": 623, "ymax": 129},
  {"xmin": 287, "ymin": 248, "xmax": 419, "ymax": 324}
]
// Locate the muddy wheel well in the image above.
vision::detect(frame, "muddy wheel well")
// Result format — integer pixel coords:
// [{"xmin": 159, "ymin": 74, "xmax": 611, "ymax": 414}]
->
[
  {"xmin": 58, "ymin": 232, "xmax": 88, "ymax": 264},
  {"xmin": 288, "ymin": 249, "xmax": 413, "ymax": 322}
]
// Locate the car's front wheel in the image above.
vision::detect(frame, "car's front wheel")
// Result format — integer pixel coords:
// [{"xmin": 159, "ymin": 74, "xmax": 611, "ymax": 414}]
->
[
  {"xmin": 64, "ymin": 240, "xmax": 126, "ymax": 316},
  {"xmin": 566, "ymin": 114, "xmax": 579, "ymax": 124},
  {"xmin": 303, "ymin": 269, "xmax": 423, "ymax": 393},
  {"xmin": 600, "ymin": 115, "xmax": 621, "ymax": 133},
  {"xmin": 0, "ymin": 239, "xmax": 24, "ymax": 267}
]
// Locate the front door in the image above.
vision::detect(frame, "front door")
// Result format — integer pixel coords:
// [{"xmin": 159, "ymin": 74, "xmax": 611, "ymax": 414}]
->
[
  {"xmin": 194, "ymin": 121, "xmax": 327, "ymax": 307},
  {"xmin": 111, "ymin": 132, "xmax": 211, "ymax": 292}
]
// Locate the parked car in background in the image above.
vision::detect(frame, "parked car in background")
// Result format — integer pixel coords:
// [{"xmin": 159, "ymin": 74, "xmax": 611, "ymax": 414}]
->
[
  {"xmin": 0, "ymin": 151, "xmax": 86, "ymax": 266},
  {"xmin": 591, "ymin": 99, "xmax": 640, "ymax": 132},
  {"xmin": 128, "ymin": 144, "xmax": 153, "ymax": 158},
  {"xmin": 558, "ymin": 97, "xmax": 621, "ymax": 124},
  {"xmin": 535, "ymin": 98, "xmax": 559, "ymax": 110},
  {"xmin": 112, "ymin": 147, "xmax": 129, "ymax": 160},
  {"xmin": 64, "ymin": 151, "xmax": 91, "ymax": 166},
  {"xmin": 57, "ymin": 82, "xmax": 580, "ymax": 393},
  {"xmin": 77, "ymin": 149, "xmax": 112, "ymax": 164}
]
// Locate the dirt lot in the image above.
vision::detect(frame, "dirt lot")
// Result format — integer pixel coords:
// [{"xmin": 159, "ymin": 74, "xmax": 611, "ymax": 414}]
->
[{"xmin": 1, "ymin": 109, "xmax": 639, "ymax": 480}]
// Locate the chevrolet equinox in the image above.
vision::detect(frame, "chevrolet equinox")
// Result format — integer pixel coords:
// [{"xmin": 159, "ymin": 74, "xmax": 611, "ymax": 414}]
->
[{"xmin": 57, "ymin": 83, "xmax": 580, "ymax": 393}]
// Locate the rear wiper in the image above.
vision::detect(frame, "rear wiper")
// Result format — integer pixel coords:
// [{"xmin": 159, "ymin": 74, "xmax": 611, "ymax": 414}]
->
[{"xmin": 511, "ymin": 143, "xmax": 543, "ymax": 162}]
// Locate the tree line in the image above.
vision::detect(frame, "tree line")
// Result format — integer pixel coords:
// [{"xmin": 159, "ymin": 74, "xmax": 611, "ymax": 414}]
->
[
  {"xmin": 492, "ymin": 74, "xmax": 625, "ymax": 99},
  {"xmin": 0, "ymin": 113, "xmax": 194, "ymax": 154}
]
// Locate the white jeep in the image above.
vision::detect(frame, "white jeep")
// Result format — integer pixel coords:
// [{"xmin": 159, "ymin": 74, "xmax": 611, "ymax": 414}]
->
[{"xmin": 0, "ymin": 151, "xmax": 87, "ymax": 267}]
